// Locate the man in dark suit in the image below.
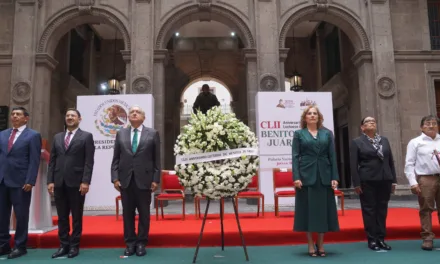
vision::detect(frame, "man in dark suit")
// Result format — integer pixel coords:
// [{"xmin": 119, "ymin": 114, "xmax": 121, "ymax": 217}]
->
[
  {"xmin": 47, "ymin": 108, "xmax": 95, "ymax": 259},
  {"xmin": 349, "ymin": 116, "xmax": 396, "ymax": 251},
  {"xmin": 111, "ymin": 105, "xmax": 160, "ymax": 257},
  {"xmin": 0, "ymin": 107, "xmax": 42, "ymax": 259}
]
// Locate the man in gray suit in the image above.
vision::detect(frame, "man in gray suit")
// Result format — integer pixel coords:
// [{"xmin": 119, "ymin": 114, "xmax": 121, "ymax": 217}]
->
[{"xmin": 111, "ymin": 105, "xmax": 160, "ymax": 257}]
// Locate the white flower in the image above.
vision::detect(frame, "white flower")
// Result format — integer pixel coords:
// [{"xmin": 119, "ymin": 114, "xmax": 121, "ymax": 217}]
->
[{"xmin": 173, "ymin": 106, "xmax": 259, "ymax": 200}]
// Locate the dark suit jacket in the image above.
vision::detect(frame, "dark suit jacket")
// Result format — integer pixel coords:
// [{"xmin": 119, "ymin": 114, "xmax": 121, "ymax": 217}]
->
[
  {"xmin": 193, "ymin": 93, "xmax": 220, "ymax": 114},
  {"xmin": 349, "ymin": 135, "xmax": 397, "ymax": 187},
  {"xmin": 47, "ymin": 129, "xmax": 95, "ymax": 187},
  {"xmin": 111, "ymin": 126, "xmax": 161, "ymax": 189},
  {"xmin": 0, "ymin": 127, "xmax": 42, "ymax": 187},
  {"xmin": 292, "ymin": 128, "xmax": 339, "ymax": 186}
]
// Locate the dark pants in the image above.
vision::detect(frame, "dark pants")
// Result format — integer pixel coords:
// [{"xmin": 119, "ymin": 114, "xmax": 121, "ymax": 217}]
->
[
  {"xmin": 0, "ymin": 181, "xmax": 32, "ymax": 250},
  {"xmin": 54, "ymin": 183, "xmax": 85, "ymax": 248},
  {"xmin": 121, "ymin": 177, "xmax": 151, "ymax": 247},
  {"xmin": 359, "ymin": 180, "xmax": 392, "ymax": 242}
]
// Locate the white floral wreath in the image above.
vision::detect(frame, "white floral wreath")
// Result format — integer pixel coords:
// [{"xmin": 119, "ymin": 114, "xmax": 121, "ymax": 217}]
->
[{"xmin": 174, "ymin": 107, "xmax": 259, "ymax": 200}]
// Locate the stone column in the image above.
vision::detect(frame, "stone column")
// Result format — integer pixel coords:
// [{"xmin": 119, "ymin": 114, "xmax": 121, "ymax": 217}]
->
[
  {"xmin": 419, "ymin": 0, "xmax": 431, "ymax": 50},
  {"xmin": 352, "ymin": 51, "xmax": 376, "ymax": 118},
  {"xmin": 279, "ymin": 48, "xmax": 289, "ymax": 91},
  {"xmin": 33, "ymin": 54, "xmax": 58, "ymax": 139},
  {"xmin": 10, "ymin": 0, "xmax": 38, "ymax": 116},
  {"xmin": 243, "ymin": 48, "xmax": 258, "ymax": 132},
  {"xmin": 153, "ymin": 49, "xmax": 167, "ymax": 168},
  {"xmin": 130, "ymin": 0, "xmax": 153, "ymax": 93},
  {"xmin": 256, "ymin": 0, "xmax": 280, "ymax": 91},
  {"xmin": 121, "ymin": 50, "xmax": 131, "ymax": 93},
  {"xmin": 315, "ymin": 31, "xmax": 323, "ymax": 90},
  {"xmin": 368, "ymin": 0, "xmax": 404, "ymax": 183}
]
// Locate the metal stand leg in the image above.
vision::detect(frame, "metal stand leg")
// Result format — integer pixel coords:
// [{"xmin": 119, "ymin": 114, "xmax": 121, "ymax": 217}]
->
[
  {"xmin": 193, "ymin": 199, "xmax": 211, "ymax": 263},
  {"xmin": 220, "ymin": 198, "xmax": 224, "ymax": 251},
  {"xmin": 192, "ymin": 197, "xmax": 250, "ymax": 263},
  {"xmin": 232, "ymin": 197, "xmax": 249, "ymax": 261}
]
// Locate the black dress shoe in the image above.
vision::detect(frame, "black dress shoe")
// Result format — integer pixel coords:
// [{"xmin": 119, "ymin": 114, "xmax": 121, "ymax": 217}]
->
[
  {"xmin": 368, "ymin": 241, "xmax": 380, "ymax": 251},
  {"xmin": 377, "ymin": 240, "xmax": 391, "ymax": 250},
  {"xmin": 52, "ymin": 247, "xmax": 69, "ymax": 258},
  {"xmin": 136, "ymin": 244, "xmax": 146, "ymax": 257},
  {"xmin": 124, "ymin": 246, "xmax": 135, "ymax": 256},
  {"xmin": 0, "ymin": 246, "xmax": 11, "ymax": 256},
  {"xmin": 7, "ymin": 248, "xmax": 27, "ymax": 259},
  {"xmin": 67, "ymin": 247, "xmax": 79, "ymax": 258}
]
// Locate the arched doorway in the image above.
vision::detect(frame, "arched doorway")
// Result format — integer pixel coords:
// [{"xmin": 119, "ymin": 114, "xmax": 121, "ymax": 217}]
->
[
  {"xmin": 155, "ymin": 4, "xmax": 256, "ymax": 169},
  {"xmin": 33, "ymin": 7, "xmax": 130, "ymax": 141},
  {"xmin": 280, "ymin": 5, "xmax": 371, "ymax": 188},
  {"xmin": 180, "ymin": 78, "xmax": 233, "ymax": 127}
]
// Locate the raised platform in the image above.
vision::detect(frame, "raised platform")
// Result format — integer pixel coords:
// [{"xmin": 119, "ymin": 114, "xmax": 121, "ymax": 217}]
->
[{"xmin": 26, "ymin": 208, "xmax": 437, "ymax": 248}]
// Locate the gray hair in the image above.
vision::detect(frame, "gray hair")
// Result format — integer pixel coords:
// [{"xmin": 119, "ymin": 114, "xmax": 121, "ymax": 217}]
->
[{"xmin": 129, "ymin": 105, "xmax": 145, "ymax": 117}]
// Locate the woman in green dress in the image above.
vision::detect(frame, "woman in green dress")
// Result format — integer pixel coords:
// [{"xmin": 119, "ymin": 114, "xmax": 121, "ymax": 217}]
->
[{"xmin": 292, "ymin": 105, "xmax": 340, "ymax": 257}]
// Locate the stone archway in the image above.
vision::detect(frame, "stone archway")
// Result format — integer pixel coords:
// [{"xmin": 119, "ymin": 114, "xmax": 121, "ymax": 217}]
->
[
  {"xmin": 279, "ymin": 5, "xmax": 370, "ymax": 52},
  {"xmin": 33, "ymin": 7, "xmax": 131, "ymax": 139},
  {"xmin": 180, "ymin": 76, "xmax": 234, "ymax": 102},
  {"xmin": 38, "ymin": 7, "xmax": 131, "ymax": 56},
  {"xmin": 279, "ymin": 4, "xmax": 373, "ymax": 188},
  {"xmin": 155, "ymin": 4, "xmax": 255, "ymax": 49}
]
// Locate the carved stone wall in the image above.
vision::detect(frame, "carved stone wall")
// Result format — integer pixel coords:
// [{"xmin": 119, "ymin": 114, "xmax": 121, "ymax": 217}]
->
[{"xmin": 1, "ymin": 0, "xmax": 439, "ymax": 188}]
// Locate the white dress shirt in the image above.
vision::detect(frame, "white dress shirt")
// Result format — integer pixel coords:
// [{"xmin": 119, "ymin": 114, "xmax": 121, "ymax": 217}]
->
[
  {"xmin": 64, "ymin": 127, "xmax": 79, "ymax": 147},
  {"xmin": 130, "ymin": 125, "xmax": 142, "ymax": 146},
  {"xmin": 10, "ymin": 125, "xmax": 27, "ymax": 144},
  {"xmin": 404, "ymin": 133, "xmax": 440, "ymax": 186}
]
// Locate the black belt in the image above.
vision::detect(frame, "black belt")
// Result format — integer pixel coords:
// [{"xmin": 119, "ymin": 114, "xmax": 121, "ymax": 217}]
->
[{"xmin": 418, "ymin": 174, "xmax": 440, "ymax": 177}]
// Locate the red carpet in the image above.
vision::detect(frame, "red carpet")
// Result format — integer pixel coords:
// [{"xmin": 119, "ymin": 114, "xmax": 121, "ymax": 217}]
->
[{"xmin": 27, "ymin": 208, "xmax": 438, "ymax": 248}]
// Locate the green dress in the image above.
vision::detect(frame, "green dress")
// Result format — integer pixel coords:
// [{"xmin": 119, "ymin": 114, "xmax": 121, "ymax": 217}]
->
[{"xmin": 292, "ymin": 128, "xmax": 340, "ymax": 232}]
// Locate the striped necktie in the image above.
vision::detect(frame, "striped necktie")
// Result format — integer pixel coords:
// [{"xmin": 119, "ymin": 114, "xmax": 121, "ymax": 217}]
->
[{"xmin": 65, "ymin": 132, "xmax": 72, "ymax": 149}]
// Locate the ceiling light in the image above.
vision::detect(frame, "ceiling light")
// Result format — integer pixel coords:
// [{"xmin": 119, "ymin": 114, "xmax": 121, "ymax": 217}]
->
[
  {"xmin": 230, "ymin": 32, "xmax": 235, "ymax": 37},
  {"xmin": 175, "ymin": 32, "xmax": 180, "ymax": 37}
]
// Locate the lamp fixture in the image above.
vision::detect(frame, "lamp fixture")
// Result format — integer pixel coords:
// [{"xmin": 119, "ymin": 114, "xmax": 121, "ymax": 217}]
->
[{"xmin": 107, "ymin": 29, "xmax": 121, "ymax": 95}]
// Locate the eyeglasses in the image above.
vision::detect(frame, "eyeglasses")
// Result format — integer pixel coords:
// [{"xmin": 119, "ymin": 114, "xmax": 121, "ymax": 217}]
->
[
  {"xmin": 363, "ymin": 120, "xmax": 376, "ymax": 124},
  {"xmin": 424, "ymin": 122, "xmax": 438, "ymax": 127}
]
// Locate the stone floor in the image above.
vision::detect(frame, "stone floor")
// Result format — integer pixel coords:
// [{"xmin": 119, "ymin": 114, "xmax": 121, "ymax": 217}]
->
[{"xmin": 79, "ymin": 196, "xmax": 421, "ymax": 216}]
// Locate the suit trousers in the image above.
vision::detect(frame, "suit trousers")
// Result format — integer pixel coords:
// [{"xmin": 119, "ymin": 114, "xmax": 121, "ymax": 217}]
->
[
  {"xmin": 0, "ymin": 181, "xmax": 32, "ymax": 250},
  {"xmin": 359, "ymin": 180, "xmax": 392, "ymax": 242},
  {"xmin": 54, "ymin": 183, "xmax": 85, "ymax": 248},
  {"xmin": 121, "ymin": 177, "xmax": 152, "ymax": 247},
  {"xmin": 416, "ymin": 175, "xmax": 440, "ymax": 241}
]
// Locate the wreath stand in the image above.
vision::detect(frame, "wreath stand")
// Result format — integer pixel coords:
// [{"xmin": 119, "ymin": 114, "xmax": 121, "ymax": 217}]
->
[{"xmin": 192, "ymin": 197, "xmax": 249, "ymax": 263}]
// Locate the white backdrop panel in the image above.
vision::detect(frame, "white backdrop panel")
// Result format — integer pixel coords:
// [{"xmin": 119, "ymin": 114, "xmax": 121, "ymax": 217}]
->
[
  {"xmin": 255, "ymin": 92, "xmax": 334, "ymax": 206},
  {"xmin": 77, "ymin": 95, "xmax": 154, "ymax": 209}
]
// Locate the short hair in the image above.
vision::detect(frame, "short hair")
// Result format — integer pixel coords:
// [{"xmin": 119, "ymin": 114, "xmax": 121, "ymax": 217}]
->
[
  {"xmin": 129, "ymin": 105, "xmax": 145, "ymax": 117},
  {"xmin": 360, "ymin": 116, "xmax": 376, "ymax": 126},
  {"xmin": 300, "ymin": 105, "xmax": 324, "ymax": 129},
  {"xmin": 202, "ymin": 84, "xmax": 210, "ymax": 90},
  {"xmin": 65, "ymin": 108, "xmax": 81, "ymax": 118},
  {"xmin": 11, "ymin": 107, "xmax": 29, "ymax": 117},
  {"xmin": 420, "ymin": 115, "xmax": 439, "ymax": 127}
]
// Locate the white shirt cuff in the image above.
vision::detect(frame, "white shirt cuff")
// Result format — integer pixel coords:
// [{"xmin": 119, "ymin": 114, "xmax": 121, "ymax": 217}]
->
[{"xmin": 407, "ymin": 176, "xmax": 418, "ymax": 186}]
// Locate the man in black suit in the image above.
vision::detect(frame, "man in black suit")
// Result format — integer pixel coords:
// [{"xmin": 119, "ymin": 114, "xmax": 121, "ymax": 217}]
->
[
  {"xmin": 111, "ymin": 105, "xmax": 160, "ymax": 257},
  {"xmin": 0, "ymin": 107, "xmax": 41, "ymax": 259},
  {"xmin": 192, "ymin": 84, "xmax": 220, "ymax": 114},
  {"xmin": 349, "ymin": 116, "xmax": 396, "ymax": 251},
  {"xmin": 47, "ymin": 108, "xmax": 95, "ymax": 258}
]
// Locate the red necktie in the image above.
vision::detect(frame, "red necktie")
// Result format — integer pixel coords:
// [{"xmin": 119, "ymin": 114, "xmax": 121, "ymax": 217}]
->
[
  {"xmin": 8, "ymin": 129, "xmax": 18, "ymax": 151},
  {"xmin": 65, "ymin": 132, "xmax": 72, "ymax": 149}
]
